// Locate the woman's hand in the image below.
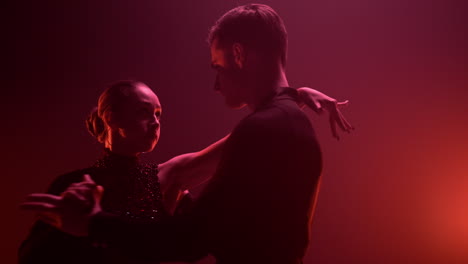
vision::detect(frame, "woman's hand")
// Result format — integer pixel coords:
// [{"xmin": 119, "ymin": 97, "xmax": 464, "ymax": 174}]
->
[{"xmin": 297, "ymin": 87, "xmax": 354, "ymax": 140}]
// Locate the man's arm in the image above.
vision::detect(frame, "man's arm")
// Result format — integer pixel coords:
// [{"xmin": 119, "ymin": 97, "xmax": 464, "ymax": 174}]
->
[
  {"xmin": 21, "ymin": 174, "xmax": 209, "ymax": 262},
  {"xmin": 158, "ymin": 87, "xmax": 351, "ymax": 213},
  {"xmin": 19, "ymin": 172, "xmax": 86, "ymax": 264},
  {"xmin": 158, "ymin": 135, "xmax": 228, "ymax": 214}
]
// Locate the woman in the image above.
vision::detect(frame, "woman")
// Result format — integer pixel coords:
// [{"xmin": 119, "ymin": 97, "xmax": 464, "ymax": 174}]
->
[{"xmin": 19, "ymin": 80, "xmax": 352, "ymax": 263}]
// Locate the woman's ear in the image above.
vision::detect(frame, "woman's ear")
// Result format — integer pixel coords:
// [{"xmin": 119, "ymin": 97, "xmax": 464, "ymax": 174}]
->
[
  {"xmin": 232, "ymin": 43, "xmax": 246, "ymax": 69},
  {"xmin": 104, "ymin": 112, "xmax": 119, "ymax": 130}
]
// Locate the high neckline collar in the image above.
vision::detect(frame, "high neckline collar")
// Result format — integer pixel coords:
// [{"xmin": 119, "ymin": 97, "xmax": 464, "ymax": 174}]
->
[{"xmin": 95, "ymin": 148, "xmax": 140, "ymax": 168}]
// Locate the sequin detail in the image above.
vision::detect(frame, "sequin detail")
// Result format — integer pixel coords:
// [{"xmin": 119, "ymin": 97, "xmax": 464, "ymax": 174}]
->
[{"xmin": 92, "ymin": 151, "xmax": 167, "ymax": 221}]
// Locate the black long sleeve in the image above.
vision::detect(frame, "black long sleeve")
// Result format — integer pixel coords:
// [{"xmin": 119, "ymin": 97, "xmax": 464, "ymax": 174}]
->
[{"xmin": 18, "ymin": 171, "xmax": 95, "ymax": 264}]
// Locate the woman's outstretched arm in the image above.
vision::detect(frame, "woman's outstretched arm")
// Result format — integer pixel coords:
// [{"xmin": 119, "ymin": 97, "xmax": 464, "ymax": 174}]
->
[{"xmin": 297, "ymin": 87, "xmax": 354, "ymax": 140}]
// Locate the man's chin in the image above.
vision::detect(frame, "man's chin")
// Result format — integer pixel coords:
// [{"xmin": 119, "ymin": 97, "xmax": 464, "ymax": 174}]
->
[{"xmin": 225, "ymin": 98, "xmax": 246, "ymax": 109}]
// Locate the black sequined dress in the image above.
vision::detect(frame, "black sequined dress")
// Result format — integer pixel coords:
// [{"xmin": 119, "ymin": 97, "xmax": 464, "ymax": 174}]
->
[{"xmin": 19, "ymin": 150, "xmax": 168, "ymax": 264}]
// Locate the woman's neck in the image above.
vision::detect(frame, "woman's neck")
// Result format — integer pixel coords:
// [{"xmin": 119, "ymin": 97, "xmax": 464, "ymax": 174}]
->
[{"xmin": 105, "ymin": 142, "xmax": 140, "ymax": 157}]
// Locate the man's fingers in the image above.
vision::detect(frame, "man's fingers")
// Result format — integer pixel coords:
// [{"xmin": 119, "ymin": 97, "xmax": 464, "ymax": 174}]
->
[
  {"xmin": 66, "ymin": 179, "xmax": 98, "ymax": 201},
  {"xmin": 22, "ymin": 194, "xmax": 62, "ymax": 214},
  {"xmin": 70, "ymin": 182, "xmax": 97, "ymax": 189},
  {"xmin": 67, "ymin": 174, "xmax": 97, "ymax": 189},
  {"xmin": 25, "ymin": 194, "xmax": 62, "ymax": 205},
  {"xmin": 62, "ymin": 189, "xmax": 87, "ymax": 202},
  {"xmin": 95, "ymin": 185, "xmax": 104, "ymax": 200},
  {"xmin": 83, "ymin": 174, "xmax": 96, "ymax": 184},
  {"xmin": 21, "ymin": 202, "xmax": 60, "ymax": 212},
  {"xmin": 65, "ymin": 186, "xmax": 95, "ymax": 195}
]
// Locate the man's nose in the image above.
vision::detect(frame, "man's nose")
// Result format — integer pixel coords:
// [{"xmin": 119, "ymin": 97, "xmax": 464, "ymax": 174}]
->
[
  {"xmin": 149, "ymin": 121, "xmax": 160, "ymax": 133},
  {"xmin": 150, "ymin": 115, "xmax": 160, "ymax": 127},
  {"xmin": 214, "ymin": 74, "xmax": 220, "ymax": 91}
]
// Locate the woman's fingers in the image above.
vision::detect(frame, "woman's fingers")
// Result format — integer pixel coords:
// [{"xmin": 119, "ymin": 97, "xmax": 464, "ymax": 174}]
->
[
  {"xmin": 297, "ymin": 87, "xmax": 353, "ymax": 140},
  {"xmin": 305, "ymin": 97, "xmax": 322, "ymax": 113},
  {"xmin": 329, "ymin": 115, "xmax": 339, "ymax": 141},
  {"xmin": 313, "ymin": 100, "xmax": 323, "ymax": 113},
  {"xmin": 325, "ymin": 99, "xmax": 354, "ymax": 139},
  {"xmin": 332, "ymin": 109, "xmax": 348, "ymax": 133},
  {"xmin": 337, "ymin": 110, "xmax": 354, "ymax": 131},
  {"xmin": 337, "ymin": 100, "xmax": 349, "ymax": 107}
]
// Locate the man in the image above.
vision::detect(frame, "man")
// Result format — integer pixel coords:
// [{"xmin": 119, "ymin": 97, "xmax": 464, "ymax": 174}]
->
[{"xmin": 22, "ymin": 4, "xmax": 348, "ymax": 263}]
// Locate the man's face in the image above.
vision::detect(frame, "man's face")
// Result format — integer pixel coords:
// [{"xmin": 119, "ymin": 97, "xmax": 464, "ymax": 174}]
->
[{"xmin": 210, "ymin": 38, "xmax": 247, "ymax": 109}]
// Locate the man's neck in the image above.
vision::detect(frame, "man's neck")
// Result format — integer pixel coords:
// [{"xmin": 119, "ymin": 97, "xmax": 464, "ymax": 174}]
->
[{"xmin": 247, "ymin": 67, "xmax": 289, "ymax": 111}]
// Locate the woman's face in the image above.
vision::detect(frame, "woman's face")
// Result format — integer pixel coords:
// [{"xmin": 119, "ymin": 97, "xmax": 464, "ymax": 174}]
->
[{"xmin": 113, "ymin": 84, "xmax": 162, "ymax": 154}]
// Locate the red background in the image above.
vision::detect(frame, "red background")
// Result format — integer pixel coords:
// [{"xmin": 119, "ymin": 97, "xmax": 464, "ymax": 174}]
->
[{"xmin": 6, "ymin": 0, "xmax": 468, "ymax": 263}]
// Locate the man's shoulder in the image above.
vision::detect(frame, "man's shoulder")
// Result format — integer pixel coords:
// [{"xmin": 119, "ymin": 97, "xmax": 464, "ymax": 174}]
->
[{"xmin": 240, "ymin": 97, "xmax": 310, "ymax": 133}]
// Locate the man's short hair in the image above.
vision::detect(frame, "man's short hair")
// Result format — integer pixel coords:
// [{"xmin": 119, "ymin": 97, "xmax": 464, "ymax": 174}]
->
[{"xmin": 208, "ymin": 4, "xmax": 288, "ymax": 67}]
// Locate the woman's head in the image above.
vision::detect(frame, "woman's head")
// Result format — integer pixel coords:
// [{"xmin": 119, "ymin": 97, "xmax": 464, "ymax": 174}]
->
[{"xmin": 86, "ymin": 80, "xmax": 162, "ymax": 156}]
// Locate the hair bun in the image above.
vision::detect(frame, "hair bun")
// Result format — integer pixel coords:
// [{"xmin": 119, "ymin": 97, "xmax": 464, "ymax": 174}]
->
[{"xmin": 86, "ymin": 107, "xmax": 106, "ymax": 143}]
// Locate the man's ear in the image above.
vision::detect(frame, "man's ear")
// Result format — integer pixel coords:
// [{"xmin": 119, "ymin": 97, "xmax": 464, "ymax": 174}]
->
[{"xmin": 232, "ymin": 43, "xmax": 246, "ymax": 69}]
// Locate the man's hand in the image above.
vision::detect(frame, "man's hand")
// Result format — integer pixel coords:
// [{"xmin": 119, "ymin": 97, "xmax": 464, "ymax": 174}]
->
[
  {"xmin": 297, "ymin": 87, "xmax": 354, "ymax": 140},
  {"xmin": 21, "ymin": 174, "xmax": 104, "ymax": 237}
]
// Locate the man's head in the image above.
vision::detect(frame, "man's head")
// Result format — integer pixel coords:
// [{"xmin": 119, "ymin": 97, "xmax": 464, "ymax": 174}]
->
[{"xmin": 208, "ymin": 4, "xmax": 288, "ymax": 109}]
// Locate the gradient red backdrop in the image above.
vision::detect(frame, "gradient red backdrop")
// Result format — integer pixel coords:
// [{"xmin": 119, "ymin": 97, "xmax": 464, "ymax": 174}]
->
[{"xmin": 6, "ymin": 0, "xmax": 468, "ymax": 263}]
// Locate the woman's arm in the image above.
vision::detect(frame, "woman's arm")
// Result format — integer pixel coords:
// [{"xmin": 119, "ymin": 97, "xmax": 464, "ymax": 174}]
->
[{"xmin": 297, "ymin": 87, "xmax": 354, "ymax": 140}]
